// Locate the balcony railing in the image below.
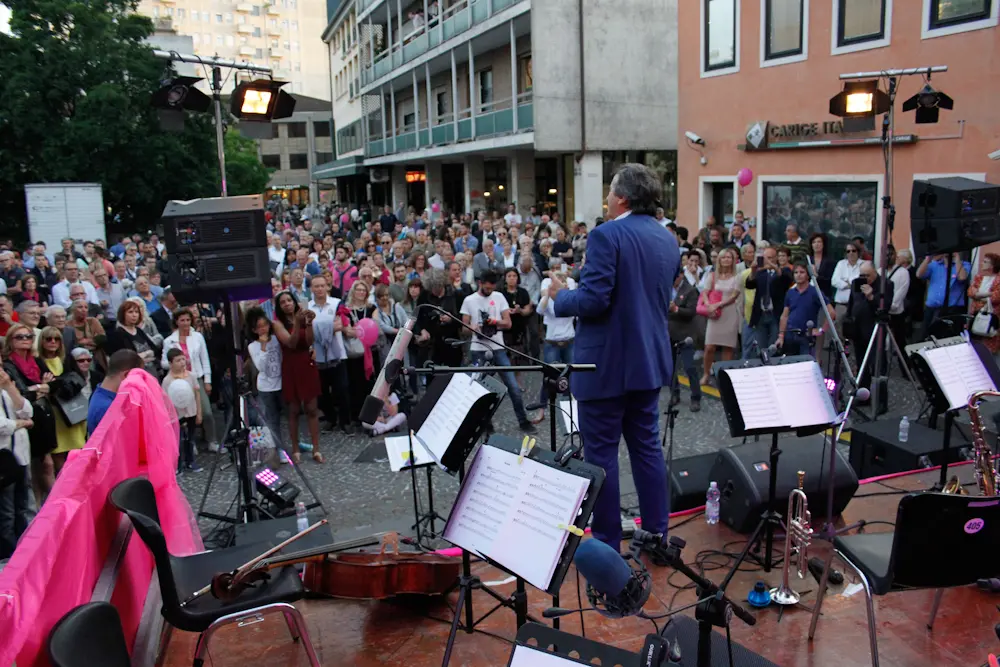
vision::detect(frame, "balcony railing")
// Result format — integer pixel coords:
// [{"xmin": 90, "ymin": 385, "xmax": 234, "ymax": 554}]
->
[
  {"xmin": 361, "ymin": 0, "xmax": 525, "ymax": 87},
  {"xmin": 237, "ymin": 23, "xmax": 254, "ymax": 33},
  {"xmin": 366, "ymin": 91, "xmax": 532, "ymax": 158},
  {"xmin": 236, "ymin": 3, "xmax": 253, "ymax": 12}
]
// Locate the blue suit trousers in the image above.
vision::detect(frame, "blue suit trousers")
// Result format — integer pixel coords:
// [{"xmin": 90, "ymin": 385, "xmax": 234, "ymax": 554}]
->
[{"xmin": 578, "ymin": 389, "xmax": 669, "ymax": 550}]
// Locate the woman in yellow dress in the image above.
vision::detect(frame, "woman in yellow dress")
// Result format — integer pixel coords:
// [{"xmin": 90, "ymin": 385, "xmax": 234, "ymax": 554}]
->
[{"xmin": 38, "ymin": 327, "xmax": 87, "ymax": 475}]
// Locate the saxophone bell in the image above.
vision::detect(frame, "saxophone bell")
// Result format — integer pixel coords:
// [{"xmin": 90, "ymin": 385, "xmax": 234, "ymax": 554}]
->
[{"xmin": 771, "ymin": 471, "xmax": 812, "ymax": 606}]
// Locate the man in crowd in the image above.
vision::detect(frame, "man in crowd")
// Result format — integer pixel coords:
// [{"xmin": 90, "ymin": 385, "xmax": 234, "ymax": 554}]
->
[
  {"xmin": 744, "ymin": 246, "xmax": 792, "ymax": 357},
  {"xmin": 778, "ymin": 262, "xmax": 835, "ymax": 356},
  {"xmin": 87, "ymin": 350, "xmax": 145, "ymax": 436},
  {"xmin": 916, "ymin": 252, "xmax": 969, "ymax": 338}
]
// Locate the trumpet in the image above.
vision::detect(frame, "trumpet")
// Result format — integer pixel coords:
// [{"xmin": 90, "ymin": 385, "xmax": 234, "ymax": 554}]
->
[{"xmin": 771, "ymin": 471, "xmax": 812, "ymax": 606}]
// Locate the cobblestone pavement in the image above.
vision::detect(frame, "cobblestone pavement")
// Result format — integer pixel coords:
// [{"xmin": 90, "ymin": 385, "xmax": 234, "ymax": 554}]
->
[{"xmin": 178, "ymin": 362, "xmax": 927, "ymax": 540}]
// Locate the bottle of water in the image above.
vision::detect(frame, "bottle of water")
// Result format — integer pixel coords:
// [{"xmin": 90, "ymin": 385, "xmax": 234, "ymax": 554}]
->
[
  {"xmin": 898, "ymin": 415, "xmax": 910, "ymax": 443},
  {"xmin": 706, "ymin": 482, "xmax": 721, "ymax": 525},
  {"xmin": 296, "ymin": 502, "xmax": 308, "ymax": 533}
]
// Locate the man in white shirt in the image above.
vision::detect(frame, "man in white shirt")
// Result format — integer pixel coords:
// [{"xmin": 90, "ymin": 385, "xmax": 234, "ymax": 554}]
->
[
  {"xmin": 267, "ymin": 233, "xmax": 286, "ymax": 273},
  {"xmin": 655, "ymin": 207, "xmax": 673, "ymax": 229},
  {"xmin": 51, "ymin": 263, "xmax": 99, "ymax": 308},
  {"xmin": 527, "ymin": 258, "xmax": 576, "ymax": 411},
  {"xmin": 886, "ymin": 246, "xmax": 912, "ymax": 367},
  {"xmin": 503, "ymin": 203, "xmax": 523, "ymax": 226},
  {"xmin": 460, "ymin": 270, "xmax": 536, "ymax": 433},
  {"xmin": 308, "ymin": 275, "xmax": 353, "ymax": 435}
]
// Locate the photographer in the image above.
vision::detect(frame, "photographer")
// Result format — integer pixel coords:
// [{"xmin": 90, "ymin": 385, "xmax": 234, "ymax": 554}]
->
[
  {"xmin": 849, "ymin": 261, "xmax": 892, "ymax": 414},
  {"xmin": 459, "ymin": 270, "xmax": 537, "ymax": 434}
]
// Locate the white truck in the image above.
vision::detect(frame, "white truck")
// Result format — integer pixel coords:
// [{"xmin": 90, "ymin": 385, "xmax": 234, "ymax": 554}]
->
[{"xmin": 24, "ymin": 183, "xmax": 107, "ymax": 252}]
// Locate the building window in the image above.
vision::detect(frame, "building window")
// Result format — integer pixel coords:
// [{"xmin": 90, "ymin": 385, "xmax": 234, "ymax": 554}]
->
[
  {"xmin": 215, "ymin": 13, "xmax": 223, "ymax": 23},
  {"xmin": 704, "ymin": 0, "xmax": 737, "ymax": 72},
  {"xmin": 289, "ymin": 154, "xmax": 308, "ymax": 169},
  {"xmin": 192, "ymin": 33, "xmax": 200, "ymax": 43},
  {"xmin": 252, "ymin": 5, "xmax": 261, "ymax": 15},
  {"xmin": 762, "ymin": 181, "xmax": 878, "ymax": 253},
  {"xmin": 225, "ymin": 35, "xmax": 234, "ymax": 46},
  {"xmin": 191, "ymin": 10, "xmax": 198, "ymax": 20},
  {"xmin": 254, "ymin": 48, "xmax": 262, "ymax": 57},
  {"xmin": 262, "ymin": 154, "xmax": 281, "ymax": 169},
  {"xmin": 215, "ymin": 34, "xmax": 223, "ymax": 45},
  {"xmin": 402, "ymin": 112, "xmax": 415, "ymax": 129},
  {"xmin": 764, "ymin": 0, "xmax": 804, "ymax": 60},
  {"xmin": 291, "ymin": 20, "xmax": 298, "ymax": 30},
  {"xmin": 226, "ymin": 12, "xmax": 233, "ymax": 23},
  {"xmin": 313, "ymin": 121, "xmax": 331, "ymax": 137},
  {"xmin": 436, "ymin": 91, "xmax": 449, "ymax": 120},
  {"xmin": 518, "ymin": 55, "xmax": 532, "ymax": 94},
  {"xmin": 177, "ymin": 8, "xmax": 185, "ymax": 19},
  {"xmin": 478, "ymin": 68, "xmax": 493, "ymax": 111},
  {"xmin": 337, "ymin": 120, "xmax": 362, "ymax": 154},
  {"xmin": 930, "ymin": 0, "xmax": 991, "ymax": 27},
  {"xmin": 253, "ymin": 27, "xmax": 261, "ymax": 37},
  {"xmin": 836, "ymin": 0, "xmax": 886, "ymax": 47},
  {"xmin": 315, "ymin": 152, "xmax": 333, "ymax": 164},
  {"xmin": 152, "ymin": 6, "xmax": 159, "ymax": 17}
]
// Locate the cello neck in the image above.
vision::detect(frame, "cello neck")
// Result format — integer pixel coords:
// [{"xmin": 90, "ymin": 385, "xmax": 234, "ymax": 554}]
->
[{"xmin": 254, "ymin": 533, "xmax": 386, "ymax": 571}]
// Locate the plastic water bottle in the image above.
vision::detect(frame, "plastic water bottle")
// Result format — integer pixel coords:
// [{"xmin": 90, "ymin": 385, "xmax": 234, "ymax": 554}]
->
[
  {"xmin": 296, "ymin": 502, "xmax": 308, "ymax": 533},
  {"xmin": 706, "ymin": 482, "xmax": 721, "ymax": 525},
  {"xmin": 898, "ymin": 415, "xmax": 910, "ymax": 443}
]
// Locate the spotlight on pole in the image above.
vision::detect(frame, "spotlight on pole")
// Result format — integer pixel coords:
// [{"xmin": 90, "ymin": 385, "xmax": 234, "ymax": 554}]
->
[
  {"xmin": 230, "ymin": 79, "xmax": 296, "ymax": 121},
  {"xmin": 901, "ymin": 82, "xmax": 953, "ymax": 124},
  {"xmin": 151, "ymin": 76, "xmax": 213, "ymax": 132},
  {"xmin": 828, "ymin": 80, "xmax": 890, "ymax": 132}
]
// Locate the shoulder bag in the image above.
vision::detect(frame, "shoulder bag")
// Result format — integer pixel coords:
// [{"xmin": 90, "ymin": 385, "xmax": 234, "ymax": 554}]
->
[
  {"xmin": 972, "ymin": 290, "xmax": 998, "ymax": 338},
  {"xmin": 696, "ymin": 274, "xmax": 723, "ymax": 320}
]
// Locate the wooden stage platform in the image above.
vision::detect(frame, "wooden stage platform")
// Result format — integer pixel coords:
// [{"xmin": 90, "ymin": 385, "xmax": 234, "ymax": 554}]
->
[{"xmin": 161, "ymin": 465, "xmax": 999, "ymax": 667}]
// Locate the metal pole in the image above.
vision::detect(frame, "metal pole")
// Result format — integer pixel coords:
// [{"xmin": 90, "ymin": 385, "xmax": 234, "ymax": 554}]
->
[
  {"xmin": 839, "ymin": 65, "xmax": 948, "ymax": 80},
  {"xmin": 212, "ymin": 66, "xmax": 228, "ymax": 197}
]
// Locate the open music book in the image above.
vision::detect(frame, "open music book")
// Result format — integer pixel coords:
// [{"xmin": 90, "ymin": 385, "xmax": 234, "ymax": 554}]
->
[
  {"xmin": 415, "ymin": 374, "xmax": 492, "ymax": 463},
  {"xmin": 443, "ymin": 445, "xmax": 589, "ymax": 591},
  {"xmin": 384, "ymin": 435, "xmax": 435, "ymax": 472},
  {"xmin": 720, "ymin": 361, "xmax": 837, "ymax": 431},
  {"xmin": 559, "ymin": 399, "xmax": 579, "ymax": 435},
  {"xmin": 508, "ymin": 645, "xmax": 584, "ymax": 667},
  {"xmin": 916, "ymin": 342, "xmax": 997, "ymax": 411}
]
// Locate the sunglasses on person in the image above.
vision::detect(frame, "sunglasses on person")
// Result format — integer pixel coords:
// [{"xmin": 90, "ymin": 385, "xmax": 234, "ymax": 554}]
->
[
  {"xmin": 11, "ymin": 334, "xmax": 33, "ymax": 341},
  {"xmin": 43, "ymin": 335, "xmax": 60, "ymax": 342},
  {"xmin": 77, "ymin": 357, "xmax": 92, "ymax": 363},
  {"xmin": 846, "ymin": 248, "xmax": 859, "ymax": 254}
]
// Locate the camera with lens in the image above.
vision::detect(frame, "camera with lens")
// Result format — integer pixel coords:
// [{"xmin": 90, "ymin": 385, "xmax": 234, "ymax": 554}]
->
[{"xmin": 479, "ymin": 310, "xmax": 498, "ymax": 338}]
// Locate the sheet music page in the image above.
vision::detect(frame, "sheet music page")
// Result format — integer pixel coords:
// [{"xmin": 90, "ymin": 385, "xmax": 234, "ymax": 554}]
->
[
  {"xmin": 488, "ymin": 452, "xmax": 589, "ymax": 591},
  {"xmin": 920, "ymin": 343, "xmax": 997, "ymax": 410},
  {"xmin": 509, "ymin": 645, "xmax": 584, "ymax": 667},
  {"xmin": 559, "ymin": 399, "xmax": 579, "ymax": 434},
  {"xmin": 384, "ymin": 436, "xmax": 434, "ymax": 472},
  {"xmin": 416, "ymin": 374, "xmax": 491, "ymax": 460},
  {"xmin": 771, "ymin": 362, "xmax": 838, "ymax": 428},
  {"xmin": 443, "ymin": 446, "xmax": 520, "ymax": 558},
  {"xmin": 721, "ymin": 367, "xmax": 783, "ymax": 430}
]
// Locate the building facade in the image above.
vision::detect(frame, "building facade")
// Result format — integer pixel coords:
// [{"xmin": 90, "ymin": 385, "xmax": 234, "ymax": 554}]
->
[
  {"xmin": 136, "ymin": 0, "xmax": 330, "ymax": 100},
  {"xmin": 257, "ymin": 95, "xmax": 335, "ymax": 205},
  {"xmin": 318, "ymin": 0, "xmax": 680, "ymax": 223},
  {"xmin": 677, "ymin": 0, "xmax": 1000, "ymax": 258}
]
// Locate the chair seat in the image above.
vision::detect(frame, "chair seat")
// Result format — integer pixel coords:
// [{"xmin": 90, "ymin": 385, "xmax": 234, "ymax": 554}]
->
[
  {"xmin": 834, "ymin": 531, "xmax": 895, "ymax": 595},
  {"xmin": 166, "ymin": 542, "xmax": 305, "ymax": 633}
]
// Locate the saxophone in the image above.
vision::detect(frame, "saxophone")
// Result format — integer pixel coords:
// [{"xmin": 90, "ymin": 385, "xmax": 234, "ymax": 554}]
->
[{"xmin": 956, "ymin": 390, "xmax": 1000, "ymax": 496}]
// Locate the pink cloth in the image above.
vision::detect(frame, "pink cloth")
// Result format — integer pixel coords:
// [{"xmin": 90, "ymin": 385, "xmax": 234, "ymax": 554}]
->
[{"xmin": 0, "ymin": 369, "xmax": 202, "ymax": 666}]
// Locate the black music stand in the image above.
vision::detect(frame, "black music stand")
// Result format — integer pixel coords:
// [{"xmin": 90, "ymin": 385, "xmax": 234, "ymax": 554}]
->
[
  {"xmin": 505, "ymin": 622, "xmax": 637, "ymax": 667},
  {"xmin": 402, "ymin": 373, "xmax": 507, "ymax": 544},
  {"xmin": 440, "ymin": 434, "xmax": 604, "ymax": 667},
  {"xmin": 713, "ymin": 356, "xmax": 837, "ymax": 573},
  {"xmin": 905, "ymin": 336, "xmax": 1000, "ymax": 490}
]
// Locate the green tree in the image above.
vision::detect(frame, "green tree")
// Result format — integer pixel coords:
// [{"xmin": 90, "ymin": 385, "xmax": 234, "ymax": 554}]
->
[
  {"xmin": 224, "ymin": 129, "xmax": 273, "ymax": 197},
  {"xmin": 0, "ymin": 0, "xmax": 266, "ymax": 240}
]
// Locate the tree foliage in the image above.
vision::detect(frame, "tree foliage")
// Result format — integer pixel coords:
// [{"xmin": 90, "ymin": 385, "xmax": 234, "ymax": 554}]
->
[
  {"xmin": 0, "ymin": 0, "xmax": 270, "ymax": 241},
  {"xmin": 224, "ymin": 128, "xmax": 273, "ymax": 197}
]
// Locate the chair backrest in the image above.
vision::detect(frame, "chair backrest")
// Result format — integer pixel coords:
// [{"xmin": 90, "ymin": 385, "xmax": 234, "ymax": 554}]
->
[
  {"xmin": 890, "ymin": 491, "xmax": 1000, "ymax": 588},
  {"xmin": 48, "ymin": 601, "xmax": 131, "ymax": 667},
  {"xmin": 108, "ymin": 477, "xmax": 182, "ymax": 611}
]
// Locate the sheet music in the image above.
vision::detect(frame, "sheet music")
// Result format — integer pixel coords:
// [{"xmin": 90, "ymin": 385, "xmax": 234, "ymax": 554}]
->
[
  {"xmin": 721, "ymin": 361, "xmax": 836, "ymax": 431},
  {"xmin": 416, "ymin": 374, "xmax": 491, "ymax": 461},
  {"xmin": 444, "ymin": 446, "xmax": 589, "ymax": 590},
  {"xmin": 559, "ymin": 399, "xmax": 579, "ymax": 434},
  {"xmin": 384, "ymin": 436, "xmax": 434, "ymax": 472},
  {"xmin": 509, "ymin": 645, "xmax": 584, "ymax": 667},
  {"xmin": 918, "ymin": 343, "xmax": 997, "ymax": 411}
]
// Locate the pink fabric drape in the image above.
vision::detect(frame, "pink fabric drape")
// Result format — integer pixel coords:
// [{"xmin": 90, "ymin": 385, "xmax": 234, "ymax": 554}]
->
[{"xmin": 0, "ymin": 369, "xmax": 203, "ymax": 666}]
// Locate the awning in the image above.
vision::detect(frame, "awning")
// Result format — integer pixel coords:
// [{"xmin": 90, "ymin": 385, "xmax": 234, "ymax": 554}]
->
[{"xmin": 313, "ymin": 156, "xmax": 366, "ymax": 179}]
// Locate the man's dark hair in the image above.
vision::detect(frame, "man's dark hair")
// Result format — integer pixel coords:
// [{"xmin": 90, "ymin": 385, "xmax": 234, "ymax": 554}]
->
[
  {"xmin": 107, "ymin": 349, "xmax": 143, "ymax": 376},
  {"xmin": 610, "ymin": 163, "xmax": 662, "ymax": 215},
  {"xmin": 166, "ymin": 348, "xmax": 185, "ymax": 363},
  {"xmin": 676, "ymin": 226, "xmax": 689, "ymax": 241},
  {"xmin": 479, "ymin": 269, "xmax": 499, "ymax": 285}
]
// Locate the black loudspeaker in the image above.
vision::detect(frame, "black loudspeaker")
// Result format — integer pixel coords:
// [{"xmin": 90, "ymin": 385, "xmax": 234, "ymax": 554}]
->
[
  {"xmin": 710, "ymin": 435, "xmax": 859, "ymax": 534},
  {"xmin": 911, "ymin": 177, "xmax": 1000, "ymax": 256},
  {"xmin": 669, "ymin": 452, "xmax": 717, "ymax": 512},
  {"xmin": 848, "ymin": 417, "xmax": 966, "ymax": 480}
]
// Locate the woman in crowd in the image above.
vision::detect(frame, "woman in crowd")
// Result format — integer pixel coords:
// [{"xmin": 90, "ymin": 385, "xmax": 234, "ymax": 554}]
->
[
  {"xmin": 700, "ymin": 247, "xmax": 742, "ymax": 385},
  {"xmin": 68, "ymin": 346, "xmax": 102, "ymax": 395},
  {"xmin": 2, "ymin": 323, "xmax": 55, "ymax": 507},
  {"xmin": 0, "ymin": 365, "xmax": 34, "ymax": 560},
  {"xmin": 161, "ymin": 308, "xmax": 216, "ymax": 450},
  {"xmin": 246, "ymin": 308, "xmax": 285, "ymax": 459},
  {"xmin": 501, "ymin": 268, "xmax": 532, "ymax": 389},
  {"xmin": 373, "ymin": 284, "xmax": 408, "ymax": 366},
  {"xmin": 407, "ymin": 252, "xmax": 428, "ymax": 281},
  {"xmin": 67, "ymin": 298, "xmax": 105, "ymax": 362},
  {"xmin": 272, "ymin": 290, "xmax": 323, "ymax": 463},
  {"xmin": 106, "ymin": 300, "xmax": 160, "ymax": 377},
  {"xmin": 38, "ymin": 328, "xmax": 87, "ymax": 475},
  {"xmin": 343, "ymin": 280, "xmax": 378, "ymax": 421},
  {"xmin": 288, "ymin": 267, "xmax": 311, "ymax": 304},
  {"xmin": 401, "ymin": 278, "xmax": 423, "ymax": 394},
  {"xmin": 831, "ymin": 241, "xmax": 864, "ymax": 337},
  {"xmin": 17, "ymin": 275, "xmax": 43, "ymax": 307},
  {"xmin": 809, "ymin": 232, "xmax": 836, "ymax": 299},
  {"xmin": 968, "ymin": 253, "xmax": 1000, "ymax": 362}
]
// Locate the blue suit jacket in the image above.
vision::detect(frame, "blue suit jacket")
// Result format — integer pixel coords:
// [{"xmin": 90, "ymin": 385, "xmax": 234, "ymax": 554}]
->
[{"xmin": 554, "ymin": 213, "xmax": 680, "ymax": 401}]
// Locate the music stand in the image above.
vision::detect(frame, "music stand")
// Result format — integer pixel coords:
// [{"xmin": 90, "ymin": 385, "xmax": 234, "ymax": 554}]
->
[
  {"xmin": 905, "ymin": 335, "xmax": 1000, "ymax": 490},
  {"xmin": 713, "ymin": 356, "xmax": 838, "ymax": 573},
  {"xmin": 440, "ymin": 434, "xmax": 604, "ymax": 667},
  {"xmin": 505, "ymin": 622, "xmax": 637, "ymax": 667}
]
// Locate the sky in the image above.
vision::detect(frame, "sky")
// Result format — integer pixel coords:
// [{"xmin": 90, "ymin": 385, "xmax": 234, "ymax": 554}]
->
[{"xmin": 0, "ymin": 5, "xmax": 10, "ymax": 34}]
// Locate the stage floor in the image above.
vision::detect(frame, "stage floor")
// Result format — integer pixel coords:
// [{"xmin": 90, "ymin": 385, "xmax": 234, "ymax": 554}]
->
[{"xmin": 161, "ymin": 465, "xmax": 998, "ymax": 667}]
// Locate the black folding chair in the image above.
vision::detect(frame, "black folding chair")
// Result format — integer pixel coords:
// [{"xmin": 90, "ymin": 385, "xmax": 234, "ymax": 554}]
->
[
  {"xmin": 809, "ymin": 491, "xmax": 1000, "ymax": 667},
  {"xmin": 49, "ymin": 601, "xmax": 132, "ymax": 667},
  {"xmin": 109, "ymin": 477, "xmax": 320, "ymax": 667}
]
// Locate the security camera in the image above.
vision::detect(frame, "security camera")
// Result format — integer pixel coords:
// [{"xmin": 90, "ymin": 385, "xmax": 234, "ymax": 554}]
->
[
  {"xmin": 990, "ymin": 148, "xmax": 1000, "ymax": 161},
  {"xmin": 685, "ymin": 131, "xmax": 706, "ymax": 146}
]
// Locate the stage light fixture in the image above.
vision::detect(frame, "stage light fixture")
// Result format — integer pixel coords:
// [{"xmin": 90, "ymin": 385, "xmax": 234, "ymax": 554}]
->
[
  {"xmin": 230, "ymin": 79, "xmax": 296, "ymax": 121},
  {"xmin": 151, "ymin": 76, "xmax": 213, "ymax": 113},
  {"xmin": 829, "ymin": 80, "xmax": 889, "ymax": 132},
  {"xmin": 902, "ymin": 83, "xmax": 953, "ymax": 124},
  {"xmin": 254, "ymin": 466, "xmax": 301, "ymax": 510}
]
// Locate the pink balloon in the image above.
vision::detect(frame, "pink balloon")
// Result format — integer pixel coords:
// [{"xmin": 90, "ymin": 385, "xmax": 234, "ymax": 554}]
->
[
  {"xmin": 737, "ymin": 168, "xmax": 753, "ymax": 188},
  {"xmin": 431, "ymin": 202, "xmax": 441, "ymax": 213},
  {"xmin": 340, "ymin": 213, "xmax": 350, "ymax": 224},
  {"xmin": 357, "ymin": 318, "xmax": 380, "ymax": 347}
]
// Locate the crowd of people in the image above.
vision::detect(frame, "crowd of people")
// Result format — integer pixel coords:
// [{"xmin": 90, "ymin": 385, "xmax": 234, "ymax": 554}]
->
[{"xmin": 0, "ymin": 191, "xmax": 996, "ymax": 561}]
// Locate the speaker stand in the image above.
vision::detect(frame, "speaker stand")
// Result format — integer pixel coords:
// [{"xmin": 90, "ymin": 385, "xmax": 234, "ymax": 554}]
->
[{"xmin": 723, "ymin": 432, "xmax": 783, "ymax": 578}]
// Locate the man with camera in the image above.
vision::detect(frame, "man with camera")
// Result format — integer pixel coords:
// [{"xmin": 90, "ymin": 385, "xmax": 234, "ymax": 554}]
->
[{"xmin": 460, "ymin": 270, "xmax": 537, "ymax": 434}]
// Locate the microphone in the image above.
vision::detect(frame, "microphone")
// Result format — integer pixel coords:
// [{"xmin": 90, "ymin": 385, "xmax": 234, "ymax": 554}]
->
[
  {"xmin": 850, "ymin": 386, "xmax": 871, "ymax": 402},
  {"xmin": 573, "ymin": 539, "xmax": 651, "ymax": 618},
  {"xmin": 359, "ymin": 316, "xmax": 416, "ymax": 426},
  {"xmin": 672, "ymin": 336, "xmax": 694, "ymax": 349}
]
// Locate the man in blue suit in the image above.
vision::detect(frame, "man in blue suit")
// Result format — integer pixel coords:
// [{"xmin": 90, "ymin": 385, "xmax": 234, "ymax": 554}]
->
[{"xmin": 548, "ymin": 163, "xmax": 680, "ymax": 551}]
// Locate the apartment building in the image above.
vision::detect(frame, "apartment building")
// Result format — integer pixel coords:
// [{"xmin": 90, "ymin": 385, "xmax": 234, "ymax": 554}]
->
[
  {"xmin": 318, "ymin": 0, "xmax": 679, "ymax": 223},
  {"xmin": 678, "ymin": 0, "xmax": 1000, "ymax": 257},
  {"xmin": 258, "ymin": 95, "xmax": 335, "ymax": 205},
  {"xmin": 137, "ymin": 0, "xmax": 331, "ymax": 100}
]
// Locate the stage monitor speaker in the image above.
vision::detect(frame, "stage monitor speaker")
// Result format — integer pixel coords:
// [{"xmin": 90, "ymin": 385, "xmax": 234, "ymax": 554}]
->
[
  {"xmin": 711, "ymin": 435, "xmax": 859, "ymax": 534},
  {"xmin": 161, "ymin": 195, "xmax": 267, "ymax": 253},
  {"xmin": 911, "ymin": 177, "xmax": 1000, "ymax": 256},
  {"xmin": 166, "ymin": 247, "xmax": 271, "ymax": 301},
  {"xmin": 669, "ymin": 451, "xmax": 718, "ymax": 512},
  {"xmin": 848, "ymin": 417, "xmax": 966, "ymax": 480}
]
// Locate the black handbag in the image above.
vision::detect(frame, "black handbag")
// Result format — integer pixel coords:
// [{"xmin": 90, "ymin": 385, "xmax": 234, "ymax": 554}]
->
[{"xmin": 0, "ymin": 396, "xmax": 23, "ymax": 488}]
